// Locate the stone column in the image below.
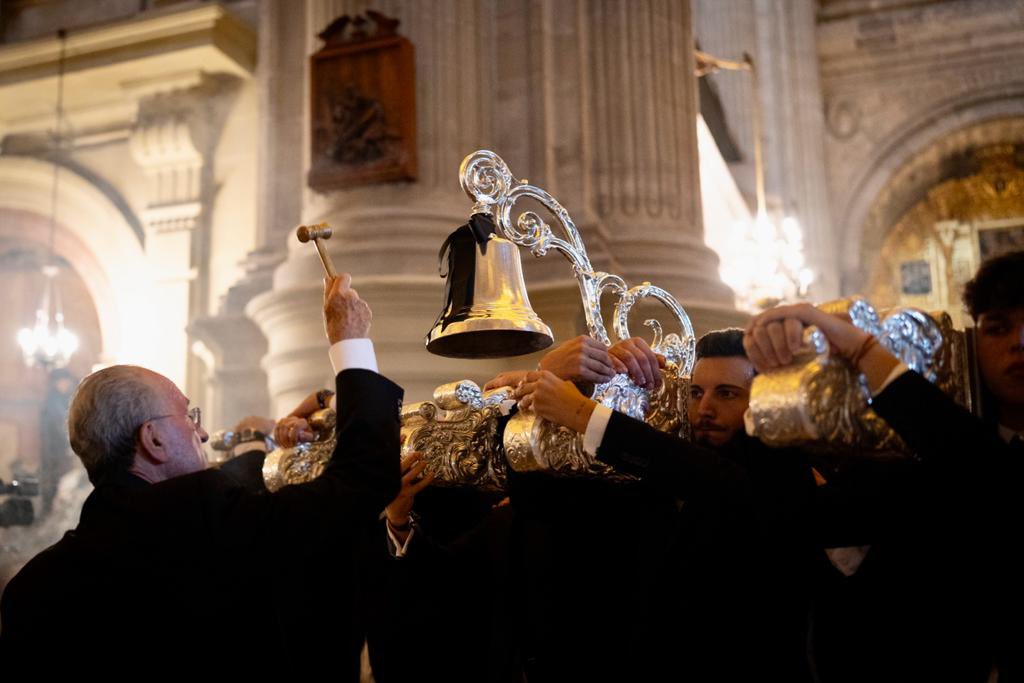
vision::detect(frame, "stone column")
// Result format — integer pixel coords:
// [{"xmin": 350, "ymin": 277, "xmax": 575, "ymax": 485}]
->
[
  {"xmin": 255, "ymin": 0, "xmax": 307, "ymax": 251},
  {"xmin": 692, "ymin": 0, "xmax": 759, "ymax": 195},
  {"xmin": 250, "ymin": 0, "xmax": 738, "ymax": 410},
  {"xmin": 494, "ymin": 0, "xmax": 740, "ymax": 329},
  {"xmin": 127, "ymin": 74, "xmax": 217, "ymax": 390},
  {"xmin": 754, "ymin": 0, "xmax": 837, "ymax": 297},
  {"xmin": 580, "ymin": 0, "xmax": 735, "ymax": 313},
  {"xmin": 250, "ymin": 0, "xmax": 509, "ymax": 410},
  {"xmin": 188, "ymin": 1, "xmax": 306, "ymax": 427}
]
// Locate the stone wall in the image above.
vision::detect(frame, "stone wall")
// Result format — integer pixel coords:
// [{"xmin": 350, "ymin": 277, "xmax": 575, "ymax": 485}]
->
[
  {"xmin": 248, "ymin": 0, "xmax": 739, "ymax": 412},
  {"xmin": 817, "ymin": 0, "xmax": 1024, "ymax": 294}
]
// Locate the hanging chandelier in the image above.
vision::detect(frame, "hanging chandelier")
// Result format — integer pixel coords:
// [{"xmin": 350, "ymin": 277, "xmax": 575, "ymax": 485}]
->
[
  {"xmin": 17, "ymin": 28, "xmax": 79, "ymax": 370},
  {"xmin": 695, "ymin": 50, "xmax": 815, "ymax": 311}
]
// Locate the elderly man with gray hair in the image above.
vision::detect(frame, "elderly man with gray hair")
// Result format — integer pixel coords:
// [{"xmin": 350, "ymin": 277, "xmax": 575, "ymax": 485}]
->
[{"xmin": 0, "ymin": 274, "xmax": 401, "ymax": 668}]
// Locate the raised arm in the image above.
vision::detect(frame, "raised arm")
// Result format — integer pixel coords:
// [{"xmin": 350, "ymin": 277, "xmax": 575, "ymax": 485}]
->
[{"xmin": 514, "ymin": 370, "xmax": 751, "ymax": 503}]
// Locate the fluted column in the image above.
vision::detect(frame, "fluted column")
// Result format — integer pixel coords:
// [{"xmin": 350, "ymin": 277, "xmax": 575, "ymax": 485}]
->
[
  {"xmin": 250, "ymin": 0, "xmax": 513, "ymax": 409},
  {"xmin": 127, "ymin": 77, "xmax": 219, "ymax": 390},
  {"xmin": 582, "ymin": 0, "xmax": 734, "ymax": 308},
  {"xmin": 182, "ymin": 2, "xmax": 304, "ymax": 428},
  {"xmin": 250, "ymin": 0, "xmax": 739, "ymax": 410},
  {"xmin": 760, "ymin": 0, "xmax": 837, "ymax": 298},
  {"xmin": 256, "ymin": 0, "xmax": 307, "ymax": 250}
]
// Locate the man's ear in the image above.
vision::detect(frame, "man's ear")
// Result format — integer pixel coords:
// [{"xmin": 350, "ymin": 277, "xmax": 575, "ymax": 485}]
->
[{"xmin": 136, "ymin": 421, "xmax": 170, "ymax": 464}]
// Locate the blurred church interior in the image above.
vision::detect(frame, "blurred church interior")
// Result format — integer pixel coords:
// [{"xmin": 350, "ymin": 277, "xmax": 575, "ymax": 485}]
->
[{"xmin": 1, "ymin": 0, "xmax": 1022, "ymax": 589}]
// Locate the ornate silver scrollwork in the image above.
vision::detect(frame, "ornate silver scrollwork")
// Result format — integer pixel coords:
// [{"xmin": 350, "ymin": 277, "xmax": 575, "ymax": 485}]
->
[
  {"xmin": 459, "ymin": 150, "xmax": 696, "ymax": 372},
  {"xmin": 263, "ymin": 151, "xmax": 701, "ymax": 492},
  {"xmin": 823, "ymin": 297, "xmax": 947, "ymax": 382},
  {"xmin": 263, "ymin": 408, "xmax": 336, "ymax": 493},
  {"xmin": 400, "ymin": 382, "xmax": 511, "ymax": 490},
  {"xmin": 459, "ymin": 150, "xmax": 697, "ymax": 477}
]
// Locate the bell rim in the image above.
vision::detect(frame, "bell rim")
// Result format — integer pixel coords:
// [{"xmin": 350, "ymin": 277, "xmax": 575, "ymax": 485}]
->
[{"xmin": 425, "ymin": 318, "xmax": 554, "ymax": 358}]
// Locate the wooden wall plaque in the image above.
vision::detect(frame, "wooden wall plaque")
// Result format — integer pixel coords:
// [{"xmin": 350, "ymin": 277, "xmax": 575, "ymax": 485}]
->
[{"xmin": 308, "ymin": 11, "xmax": 417, "ymax": 192}]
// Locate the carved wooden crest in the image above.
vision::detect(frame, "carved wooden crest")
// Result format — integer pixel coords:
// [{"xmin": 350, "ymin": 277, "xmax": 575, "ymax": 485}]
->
[{"xmin": 308, "ymin": 11, "xmax": 417, "ymax": 192}]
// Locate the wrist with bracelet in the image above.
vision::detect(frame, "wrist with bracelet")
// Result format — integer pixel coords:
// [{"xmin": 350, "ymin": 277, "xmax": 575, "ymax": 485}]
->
[{"xmin": 849, "ymin": 334, "xmax": 879, "ymax": 369}]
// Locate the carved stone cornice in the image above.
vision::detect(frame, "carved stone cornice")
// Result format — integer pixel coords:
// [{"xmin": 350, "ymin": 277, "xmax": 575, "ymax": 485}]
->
[
  {"xmin": 127, "ymin": 75, "xmax": 234, "ymax": 233},
  {"xmin": 817, "ymin": 0, "xmax": 1024, "ymax": 85},
  {"xmin": 0, "ymin": 4, "xmax": 255, "ymax": 138},
  {"xmin": 0, "ymin": 4, "xmax": 254, "ymax": 82}
]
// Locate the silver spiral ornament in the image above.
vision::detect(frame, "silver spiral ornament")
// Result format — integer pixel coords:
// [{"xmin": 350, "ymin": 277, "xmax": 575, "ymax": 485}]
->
[{"xmin": 459, "ymin": 149, "xmax": 695, "ymax": 373}]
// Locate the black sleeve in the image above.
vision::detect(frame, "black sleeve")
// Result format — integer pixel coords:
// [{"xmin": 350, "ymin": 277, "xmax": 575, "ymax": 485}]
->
[
  {"xmin": 809, "ymin": 459, "xmax": 919, "ymax": 547},
  {"xmin": 364, "ymin": 504, "xmax": 515, "ymax": 682},
  {"xmin": 809, "ymin": 370, "xmax": 1008, "ymax": 547},
  {"xmin": 595, "ymin": 410, "xmax": 752, "ymax": 503},
  {"xmin": 216, "ymin": 449, "xmax": 267, "ymax": 491},
  {"xmin": 870, "ymin": 369, "xmax": 1007, "ymax": 466},
  {"xmin": 185, "ymin": 368, "xmax": 403, "ymax": 561}
]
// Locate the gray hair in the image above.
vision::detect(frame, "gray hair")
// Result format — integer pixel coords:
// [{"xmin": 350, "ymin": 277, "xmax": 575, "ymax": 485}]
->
[{"xmin": 67, "ymin": 365, "xmax": 159, "ymax": 484}]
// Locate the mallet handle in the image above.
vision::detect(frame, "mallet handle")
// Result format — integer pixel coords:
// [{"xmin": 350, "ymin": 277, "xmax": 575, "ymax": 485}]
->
[{"xmin": 296, "ymin": 223, "xmax": 338, "ymax": 278}]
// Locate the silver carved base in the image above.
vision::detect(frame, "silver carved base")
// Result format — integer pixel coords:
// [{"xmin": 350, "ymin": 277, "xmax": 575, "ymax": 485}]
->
[
  {"xmin": 262, "ymin": 408, "xmax": 336, "ymax": 493},
  {"xmin": 746, "ymin": 297, "xmax": 971, "ymax": 453},
  {"xmin": 261, "ymin": 363, "xmax": 689, "ymax": 492},
  {"xmin": 400, "ymin": 381, "xmax": 513, "ymax": 491},
  {"xmin": 262, "ymin": 150, "xmax": 699, "ymax": 491}
]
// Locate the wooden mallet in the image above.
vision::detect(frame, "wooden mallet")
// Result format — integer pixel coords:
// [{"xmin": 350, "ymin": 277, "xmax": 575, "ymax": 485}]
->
[{"xmin": 296, "ymin": 223, "xmax": 337, "ymax": 278}]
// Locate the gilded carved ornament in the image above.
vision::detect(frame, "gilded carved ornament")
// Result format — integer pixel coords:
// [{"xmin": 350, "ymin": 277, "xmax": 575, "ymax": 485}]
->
[{"xmin": 869, "ymin": 144, "xmax": 1024, "ymax": 320}]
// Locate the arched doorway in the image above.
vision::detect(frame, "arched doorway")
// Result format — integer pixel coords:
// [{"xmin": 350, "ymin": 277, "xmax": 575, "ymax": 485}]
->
[
  {"xmin": 0, "ymin": 156, "xmax": 161, "ymax": 368},
  {"xmin": 0, "ymin": 156, "xmax": 159, "ymax": 588},
  {"xmin": 835, "ymin": 93, "xmax": 1024, "ymax": 296},
  {"xmin": 853, "ymin": 118, "xmax": 1024, "ymax": 326}
]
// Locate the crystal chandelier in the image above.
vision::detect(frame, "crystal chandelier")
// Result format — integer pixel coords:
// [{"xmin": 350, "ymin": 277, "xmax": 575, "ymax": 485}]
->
[
  {"xmin": 695, "ymin": 50, "xmax": 815, "ymax": 311},
  {"xmin": 17, "ymin": 29, "xmax": 79, "ymax": 370},
  {"xmin": 18, "ymin": 265, "xmax": 79, "ymax": 368},
  {"xmin": 720, "ymin": 213, "xmax": 814, "ymax": 311}
]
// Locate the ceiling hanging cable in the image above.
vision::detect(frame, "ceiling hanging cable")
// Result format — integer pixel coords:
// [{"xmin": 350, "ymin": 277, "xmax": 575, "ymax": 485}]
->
[
  {"xmin": 46, "ymin": 28, "xmax": 68, "ymax": 276},
  {"xmin": 17, "ymin": 27, "xmax": 79, "ymax": 369}
]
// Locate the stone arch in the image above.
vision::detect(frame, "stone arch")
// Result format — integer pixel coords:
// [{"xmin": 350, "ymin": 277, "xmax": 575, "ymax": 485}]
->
[
  {"xmin": 836, "ymin": 86, "xmax": 1024, "ymax": 292},
  {"xmin": 0, "ymin": 156, "xmax": 160, "ymax": 368}
]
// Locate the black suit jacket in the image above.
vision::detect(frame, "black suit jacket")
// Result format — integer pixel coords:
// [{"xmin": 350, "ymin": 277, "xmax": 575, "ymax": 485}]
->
[
  {"xmin": 596, "ymin": 411, "xmax": 820, "ymax": 682},
  {"xmin": 376, "ymin": 421, "xmax": 777, "ymax": 683},
  {"xmin": 0, "ymin": 368, "xmax": 402, "ymax": 669},
  {"xmin": 364, "ymin": 470, "xmax": 679, "ymax": 683},
  {"xmin": 363, "ymin": 489, "xmax": 519, "ymax": 683},
  {"xmin": 596, "ymin": 372, "xmax": 1024, "ymax": 683},
  {"xmin": 811, "ymin": 370, "xmax": 1019, "ymax": 683},
  {"xmin": 215, "ymin": 447, "xmax": 372, "ymax": 680}
]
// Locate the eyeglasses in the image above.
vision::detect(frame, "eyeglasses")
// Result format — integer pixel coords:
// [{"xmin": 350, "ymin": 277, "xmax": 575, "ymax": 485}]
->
[{"xmin": 149, "ymin": 406, "xmax": 202, "ymax": 430}]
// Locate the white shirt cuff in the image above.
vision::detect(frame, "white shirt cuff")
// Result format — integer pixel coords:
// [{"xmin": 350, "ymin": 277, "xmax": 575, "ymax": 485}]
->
[
  {"xmin": 872, "ymin": 362, "xmax": 909, "ymax": 397},
  {"xmin": 386, "ymin": 521, "xmax": 415, "ymax": 558},
  {"xmin": 233, "ymin": 440, "xmax": 269, "ymax": 455},
  {"xmin": 583, "ymin": 403, "xmax": 614, "ymax": 457},
  {"xmin": 328, "ymin": 338, "xmax": 379, "ymax": 376}
]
